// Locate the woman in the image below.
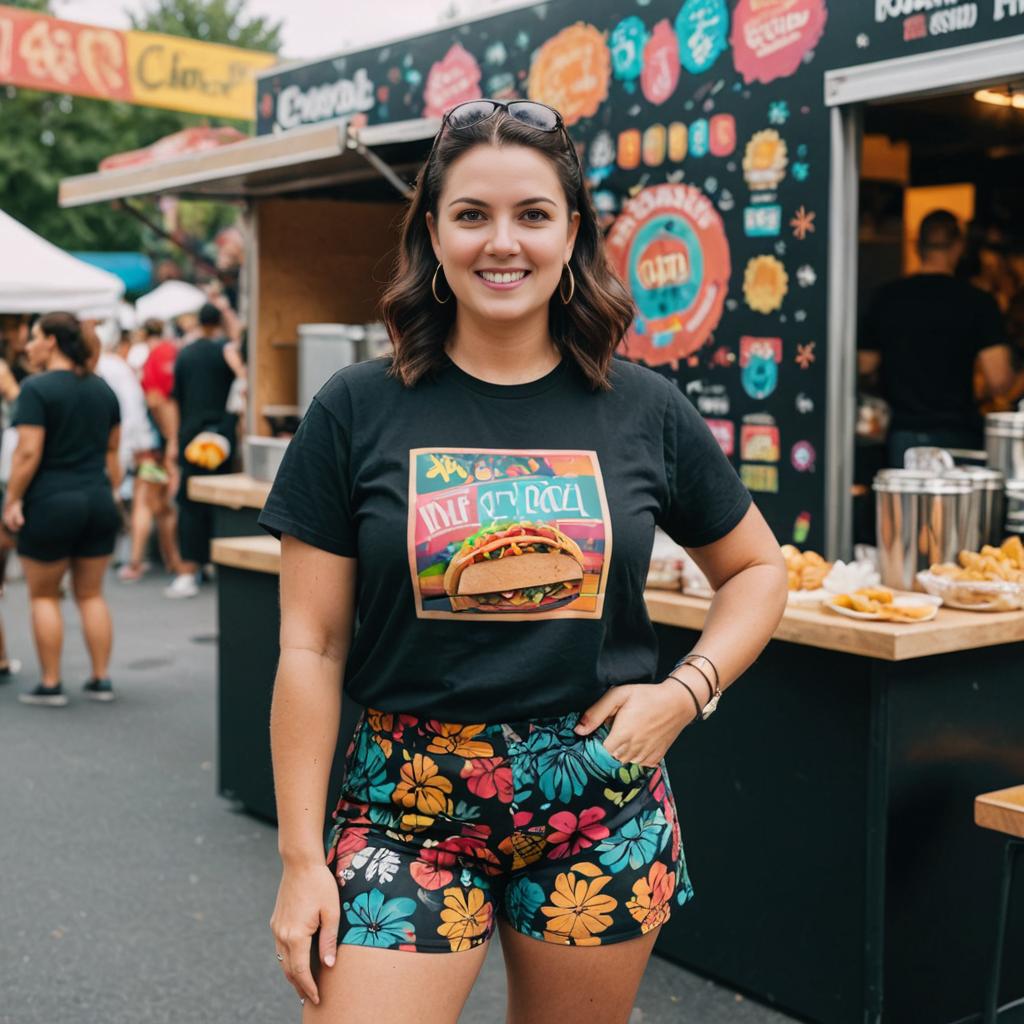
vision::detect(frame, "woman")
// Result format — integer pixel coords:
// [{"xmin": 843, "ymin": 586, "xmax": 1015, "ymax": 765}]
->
[
  {"xmin": 0, "ymin": 351, "xmax": 22, "ymax": 682},
  {"xmin": 259, "ymin": 101, "xmax": 788, "ymax": 1023},
  {"xmin": 2, "ymin": 312, "xmax": 122, "ymax": 706}
]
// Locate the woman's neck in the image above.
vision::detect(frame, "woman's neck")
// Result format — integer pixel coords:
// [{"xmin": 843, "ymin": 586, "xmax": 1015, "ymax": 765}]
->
[
  {"xmin": 46, "ymin": 353, "xmax": 75, "ymax": 372},
  {"xmin": 445, "ymin": 306, "xmax": 561, "ymax": 385}
]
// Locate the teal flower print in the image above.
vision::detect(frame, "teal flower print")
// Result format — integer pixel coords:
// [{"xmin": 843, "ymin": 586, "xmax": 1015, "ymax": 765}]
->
[
  {"xmin": 343, "ymin": 889, "xmax": 417, "ymax": 948},
  {"xmin": 346, "ymin": 738, "xmax": 394, "ymax": 804},
  {"xmin": 596, "ymin": 810, "xmax": 670, "ymax": 873},
  {"xmin": 527, "ymin": 732, "xmax": 590, "ymax": 802},
  {"xmin": 505, "ymin": 875, "xmax": 546, "ymax": 935}
]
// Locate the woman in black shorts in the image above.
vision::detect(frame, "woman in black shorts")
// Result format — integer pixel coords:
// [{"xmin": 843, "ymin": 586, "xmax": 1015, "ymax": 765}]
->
[
  {"xmin": 259, "ymin": 101, "xmax": 789, "ymax": 1022},
  {"xmin": 2, "ymin": 312, "xmax": 122, "ymax": 706}
]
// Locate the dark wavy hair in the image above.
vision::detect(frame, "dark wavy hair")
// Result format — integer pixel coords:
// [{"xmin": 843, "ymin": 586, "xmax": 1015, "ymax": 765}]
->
[
  {"xmin": 381, "ymin": 108, "xmax": 635, "ymax": 391},
  {"xmin": 37, "ymin": 312, "xmax": 92, "ymax": 370}
]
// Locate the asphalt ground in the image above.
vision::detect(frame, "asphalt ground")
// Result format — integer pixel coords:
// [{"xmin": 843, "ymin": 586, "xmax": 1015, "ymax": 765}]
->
[{"xmin": 0, "ymin": 566, "xmax": 796, "ymax": 1024}]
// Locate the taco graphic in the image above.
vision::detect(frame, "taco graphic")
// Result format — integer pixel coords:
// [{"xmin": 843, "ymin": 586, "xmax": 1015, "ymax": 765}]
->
[{"xmin": 442, "ymin": 521, "xmax": 585, "ymax": 612}]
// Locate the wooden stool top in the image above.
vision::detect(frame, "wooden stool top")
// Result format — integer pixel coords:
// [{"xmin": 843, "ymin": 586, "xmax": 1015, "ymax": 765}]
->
[{"xmin": 976, "ymin": 786, "xmax": 1024, "ymax": 839}]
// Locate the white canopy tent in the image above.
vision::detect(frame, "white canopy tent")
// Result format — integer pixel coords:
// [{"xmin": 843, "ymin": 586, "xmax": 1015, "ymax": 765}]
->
[{"xmin": 0, "ymin": 209, "xmax": 124, "ymax": 316}]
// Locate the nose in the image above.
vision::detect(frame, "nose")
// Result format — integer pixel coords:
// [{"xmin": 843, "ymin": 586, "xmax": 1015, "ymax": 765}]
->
[{"xmin": 485, "ymin": 216, "xmax": 521, "ymax": 258}]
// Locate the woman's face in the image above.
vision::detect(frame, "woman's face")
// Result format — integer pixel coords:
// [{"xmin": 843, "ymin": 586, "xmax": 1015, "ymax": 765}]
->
[
  {"xmin": 25, "ymin": 322, "xmax": 54, "ymax": 370},
  {"xmin": 426, "ymin": 143, "xmax": 580, "ymax": 326}
]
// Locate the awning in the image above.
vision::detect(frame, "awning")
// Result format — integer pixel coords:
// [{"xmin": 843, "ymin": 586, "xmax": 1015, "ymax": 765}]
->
[{"xmin": 58, "ymin": 117, "xmax": 439, "ymax": 208}]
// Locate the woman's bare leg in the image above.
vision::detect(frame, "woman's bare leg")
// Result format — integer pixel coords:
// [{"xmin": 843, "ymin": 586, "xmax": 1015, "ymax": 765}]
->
[
  {"xmin": 21, "ymin": 557, "xmax": 69, "ymax": 686},
  {"xmin": 128, "ymin": 480, "xmax": 155, "ymax": 568},
  {"xmin": 498, "ymin": 919, "xmax": 661, "ymax": 1024},
  {"xmin": 71, "ymin": 555, "xmax": 113, "ymax": 680}
]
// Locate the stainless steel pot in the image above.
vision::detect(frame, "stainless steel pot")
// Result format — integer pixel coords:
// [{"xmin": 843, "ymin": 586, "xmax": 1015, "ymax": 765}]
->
[
  {"xmin": 873, "ymin": 471, "xmax": 975, "ymax": 590},
  {"xmin": 943, "ymin": 467, "xmax": 1005, "ymax": 548},
  {"xmin": 1007, "ymin": 479, "xmax": 1024, "ymax": 538},
  {"xmin": 985, "ymin": 412, "xmax": 1024, "ymax": 481}
]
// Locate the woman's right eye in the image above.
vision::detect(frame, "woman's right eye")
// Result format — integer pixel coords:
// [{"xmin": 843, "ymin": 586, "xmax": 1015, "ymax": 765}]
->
[{"xmin": 455, "ymin": 209, "xmax": 485, "ymax": 222}]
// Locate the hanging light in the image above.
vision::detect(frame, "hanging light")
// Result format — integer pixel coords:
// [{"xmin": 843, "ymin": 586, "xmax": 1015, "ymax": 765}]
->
[{"xmin": 974, "ymin": 85, "xmax": 1024, "ymax": 109}]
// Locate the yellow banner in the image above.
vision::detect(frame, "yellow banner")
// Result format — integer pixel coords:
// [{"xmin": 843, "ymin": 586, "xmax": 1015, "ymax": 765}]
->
[{"xmin": 124, "ymin": 31, "xmax": 276, "ymax": 119}]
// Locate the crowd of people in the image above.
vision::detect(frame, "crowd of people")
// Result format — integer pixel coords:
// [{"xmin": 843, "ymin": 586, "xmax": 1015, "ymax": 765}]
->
[{"xmin": 0, "ymin": 287, "xmax": 246, "ymax": 706}]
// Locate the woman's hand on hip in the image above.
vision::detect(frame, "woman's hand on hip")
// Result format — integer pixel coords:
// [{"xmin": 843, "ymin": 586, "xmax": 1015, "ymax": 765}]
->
[
  {"xmin": 574, "ymin": 681, "xmax": 699, "ymax": 767},
  {"xmin": 270, "ymin": 861, "xmax": 340, "ymax": 1007}
]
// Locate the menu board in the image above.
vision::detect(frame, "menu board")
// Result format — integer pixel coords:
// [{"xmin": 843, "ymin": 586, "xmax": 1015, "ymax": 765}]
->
[{"xmin": 256, "ymin": 1, "xmax": 834, "ymax": 552}]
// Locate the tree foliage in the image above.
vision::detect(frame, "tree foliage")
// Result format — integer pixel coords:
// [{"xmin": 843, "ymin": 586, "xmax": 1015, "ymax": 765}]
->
[{"xmin": 0, "ymin": 0, "xmax": 281, "ymax": 258}]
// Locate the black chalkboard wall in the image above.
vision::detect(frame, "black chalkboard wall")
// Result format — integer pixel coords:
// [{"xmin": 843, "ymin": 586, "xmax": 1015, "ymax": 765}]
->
[{"xmin": 256, "ymin": 2, "xmax": 1024, "ymax": 555}]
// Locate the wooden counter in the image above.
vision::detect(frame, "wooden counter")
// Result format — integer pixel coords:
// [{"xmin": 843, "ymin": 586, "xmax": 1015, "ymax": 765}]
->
[
  {"xmin": 188, "ymin": 473, "xmax": 272, "ymax": 510},
  {"xmin": 211, "ymin": 535, "xmax": 1024, "ymax": 661}
]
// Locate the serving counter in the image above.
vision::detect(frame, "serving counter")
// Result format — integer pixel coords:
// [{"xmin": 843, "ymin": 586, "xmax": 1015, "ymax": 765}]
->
[{"xmin": 209, "ymin": 522, "xmax": 1024, "ymax": 1023}]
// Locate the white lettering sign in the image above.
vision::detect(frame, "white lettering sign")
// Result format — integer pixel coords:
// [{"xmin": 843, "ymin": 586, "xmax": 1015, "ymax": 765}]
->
[
  {"xmin": 276, "ymin": 67, "xmax": 374, "ymax": 130},
  {"xmin": 994, "ymin": 0, "xmax": 1024, "ymax": 18}
]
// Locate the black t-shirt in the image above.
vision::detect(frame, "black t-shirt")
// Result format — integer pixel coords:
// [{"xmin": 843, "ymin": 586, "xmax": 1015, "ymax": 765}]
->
[
  {"xmin": 171, "ymin": 336, "xmax": 235, "ymax": 452},
  {"xmin": 13, "ymin": 370, "xmax": 120, "ymax": 500},
  {"xmin": 259, "ymin": 354, "xmax": 751, "ymax": 722},
  {"xmin": 860, "ymin": 274, "xmax": 1006, "ymax": 431}
]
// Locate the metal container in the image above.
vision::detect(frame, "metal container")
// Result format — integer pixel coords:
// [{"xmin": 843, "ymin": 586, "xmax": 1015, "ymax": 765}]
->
[
  {"xmin": 985, "ymin": 412, "xmax": 1024, "ymax": 481},
  {"xmin": 1007, "ymin": 479, "xmax": 1024, "ymax": 538},
  {"xmin": 943, "ymin": 467, "xmax": 1005, "ymax": 548},
  {"xmin": 245, "ymin": 435, "xmax": 290, "ymax": 483},
  {"xmin": 873, "ymin": 470, "xmax": 975, "ymax": 590},
  {"xmin": 297, "ymin": 323, "xmax": 360, "ymax": 412}
]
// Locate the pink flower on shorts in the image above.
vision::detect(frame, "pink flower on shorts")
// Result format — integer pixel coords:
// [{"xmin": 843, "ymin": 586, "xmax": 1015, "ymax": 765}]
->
[
  {"xmin": 329, "ymin": 825, "xmax": 370, "ymax": 880},
  {"xmin": 546, "ymin": 806, "xmax": 610, "ymax": 859},
  {"xmin": 460, "ymin": 756, "xmax": 514, "ymax": 803}
]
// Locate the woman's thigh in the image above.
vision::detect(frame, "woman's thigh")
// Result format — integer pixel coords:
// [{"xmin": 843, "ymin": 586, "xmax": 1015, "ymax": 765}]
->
[
  {"xmin": 498, "ymin": 918, "xmax": 660, "ymax": 1024},
  {"xmin": 21, "ymin": 556, "xmax": 69, "ymax": 599},
  {"xmin": 70, "ymin": 555, "xmax": 111, "ymax": 600},
  {"xmin": 304, "ymin": 941, "xmax": 490, "ymax": 1024}
]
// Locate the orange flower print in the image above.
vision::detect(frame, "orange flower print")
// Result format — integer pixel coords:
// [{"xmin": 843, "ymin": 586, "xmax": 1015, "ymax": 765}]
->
[
  {"xmin": 425, "ymin": 722, "xmax": 494, "ymax": 759},
  {"xmin": 392, "ymin": 753, "xmax": 453, "ymax": 816},
  {"xmin": 437, "ymin": 886, "xmax": 493, "ymax": 951},
  {"xmin": 540, "ymin": 861, "xmax": 617, "ymax": 946},
  {"xmin": 626, "ymin": 861, "xmax": 676, "ymax": 933}
]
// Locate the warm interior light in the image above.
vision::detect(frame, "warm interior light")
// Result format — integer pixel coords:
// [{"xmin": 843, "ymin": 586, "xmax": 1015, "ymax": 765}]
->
[{"xmin": 974, "ymin": 87, "xmax": 1024, "ymax": 109}]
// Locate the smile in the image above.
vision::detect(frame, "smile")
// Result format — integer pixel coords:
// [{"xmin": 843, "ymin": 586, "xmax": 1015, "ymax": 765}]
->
[{"xmin": 476, "ymin": 270, "xmax": 530, "ymax": 289}]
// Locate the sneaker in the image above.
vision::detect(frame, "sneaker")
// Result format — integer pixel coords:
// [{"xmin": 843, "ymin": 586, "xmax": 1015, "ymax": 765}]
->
[
  {"xmin": 164, "ymin": 573, "xmax": 199, "ymax": 599},
  {"xmin": 83, "ymin": 678, "xmax": 116, "ymax": 702},
  {"xmin": 0, "ymin": 658, "xmax": 22, "ymax": 682},
  {"xmin": 19, "ymin": 683, "xmax": 68, "ymax": 707}
]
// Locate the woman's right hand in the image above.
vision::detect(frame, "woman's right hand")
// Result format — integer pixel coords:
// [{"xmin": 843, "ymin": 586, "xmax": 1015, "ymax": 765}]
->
[
  {"xmin": 2, "ymin": 500, "xmax": 23, "ymax": 533},
  {"xmin": 270, "ymin": 861, "xmax": 341, "ymax": 1007}
]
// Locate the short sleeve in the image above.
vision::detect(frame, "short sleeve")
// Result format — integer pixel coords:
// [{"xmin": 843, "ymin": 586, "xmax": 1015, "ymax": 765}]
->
[
  {"xmin": 12, "ymin": 380, "xmax": 45, "ymax": 427},
  {"xmin": 859, "ymin": 288, "xmax": 885, "ymax": 353},
  {"xmin": 258, "ymin": 395, "xmax": 356, "ymax": 557},
  {"xmin": 657, "ymin": 382, "xmax": 752, "ymax": 548}
]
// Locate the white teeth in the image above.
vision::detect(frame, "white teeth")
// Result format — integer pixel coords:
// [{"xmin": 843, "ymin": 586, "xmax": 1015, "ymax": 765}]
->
[{"xmin": 480, "ymin": 271, "xmax": 527, "ymax": 284}]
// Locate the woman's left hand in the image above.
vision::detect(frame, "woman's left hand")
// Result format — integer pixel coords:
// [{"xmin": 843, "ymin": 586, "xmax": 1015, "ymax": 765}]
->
[
  {"xmin": 2, "ymin": 500, "xmax": 23, "ymax": 533},
  {"xmin": 574, "ymin": 680, "xmax": 700, "ymax": 767}
]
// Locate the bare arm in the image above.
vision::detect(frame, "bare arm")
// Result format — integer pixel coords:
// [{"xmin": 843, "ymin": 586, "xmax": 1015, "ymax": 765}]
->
[
  {"xmin": 223, "ymin": 340, "xmax": 247, "ymax": 381},
  {"xmin": 163, "ymin": 398, "xmax": 180, "ymax": 464},
  {"xmin": 0, "ymin": 359, "xmax": 18, "ymax": 403},
  {"xmin": 576, "ymin": 504, "xmax": 788, "ymax": 765},
  {"xmin": 270, "ymin": 534, "xmax": 357, "ymax": 1007},
  {"xmin": 2, "ymin": 424, "xmax": 44, "ymax": 531},
  {"xmin": 106, "ymin": 424, "xmax": 122, "ymax": 492},
  {"xmin": 977, "ymin": 344, "xmax": 1022, "ymax": 399}
]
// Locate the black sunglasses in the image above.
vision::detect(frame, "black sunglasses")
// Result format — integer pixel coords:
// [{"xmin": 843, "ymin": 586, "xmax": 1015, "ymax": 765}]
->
[{"xmin": 427, "ymin": 99, "xmax": 583, "ymax": 176}]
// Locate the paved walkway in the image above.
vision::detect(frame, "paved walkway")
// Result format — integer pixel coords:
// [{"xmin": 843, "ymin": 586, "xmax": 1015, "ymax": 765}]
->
[{"xmin": 0, "ymin": 570, "xmax": 795, "ymax": 1024}]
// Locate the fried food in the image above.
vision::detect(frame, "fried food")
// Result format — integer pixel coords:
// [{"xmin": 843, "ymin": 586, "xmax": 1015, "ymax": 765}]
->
[
  {"xmin": 826, "ymin": 586, "xmax": 935, "ymax": 622},
  {"xmin": 928, "ymin": 537, "xmax": 1024, "ymax": 584},
  {"xmin": 781, "ymin": 545, "xmax": 834, "ymax": 591}
]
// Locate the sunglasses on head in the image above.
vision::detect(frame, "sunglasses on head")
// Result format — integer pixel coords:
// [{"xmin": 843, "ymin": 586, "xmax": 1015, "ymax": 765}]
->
[{"xmin": 426, "ymin": 99, "xmax": 582, "ymax": 175}]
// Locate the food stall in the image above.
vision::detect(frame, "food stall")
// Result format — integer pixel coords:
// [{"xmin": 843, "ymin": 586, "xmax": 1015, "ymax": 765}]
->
[{"xmin": 59, "ymin": 2, "xmax": 1024, "ymax": 1021}]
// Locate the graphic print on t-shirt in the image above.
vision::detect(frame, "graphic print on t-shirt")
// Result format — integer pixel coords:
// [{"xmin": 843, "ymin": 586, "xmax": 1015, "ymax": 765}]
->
[{"xmin": 408, "ymin": 448, "xmax": 612, "ymax": 621}]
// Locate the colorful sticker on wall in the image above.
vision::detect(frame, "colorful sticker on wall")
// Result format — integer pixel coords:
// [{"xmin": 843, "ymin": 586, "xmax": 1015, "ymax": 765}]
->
[
  {"xmin": 796, "ymin": 391, "xmax": 814, "ymax": 413},
  {"xmin": 607, "ymin": 183, "xmax": 731, "ymax": 369},
  {"xmin": 421, "ymin": 43, "xmax": 482, "ymax": 118},
  {"xmin": 740, "ymin": 336, "xmax": 782, "ymax": 399},
  {"xmin": 668, "ymin": 122, "xmax": 688, "ymax": 161},
  {"xmin": 796, "ymin": 264, "xmax": 817, "ymax": 287},
  {"xmin": 610, "ymin": 16, "xmax": 648, "ymax": 91},
  {"xmin": 588, "ymin": 131, "xmax": 616, "ymax": 183},
  {"xmin": 618, "ymin": 128, "xmax": 642, "ymax": 169},
  {"xmin": 793, "ymin": 511, "xmax": 812, "ymax": 544},
  {"xmin": 791, "ymin": 440, "xmax": 816, "ymax": 472},
  {"xmin": 795, "ymin": 341, "xmax": 816, "ymax": 369},
  {"xmin": 743, "ymin": 255, "xmax": 788, "ymax": 314},
  {"xmin": 743, "ymin": 129, "xmax": 788, "ymax": 190},
  {"xmin": 408, "ymin": 448, "xmax": 612, "ymax": 621},
  {"xmin": 528, "ymin": 22, "xmax": 611, "ymax": 126},
  {"xmin": 709, "ymin": 114, "xmax": 736, "ymax": 156},
  {"xmin": 643, "ymin": 124, "xmax": 667, "ymax": 166},
  {"xmin": 741, "ymin": 424, "xmax": 781, "ymax": 463},
  {"xmin": 675, "ymin": 0, "xmax": 730, "ymax": 75},
  {"xmin": 689, "ymin": 118, "xmax": 709, "ymax": 158},
  {"xmin": 704, "ymin": 418, "xmax": 735, "ymax": 457},
  {"xmin": 790, "ymin": 205, "xmax": 816, "ymax": 239},
  {"xmin": 641, "ymin": 19, "xmax": 681, "ymax": 105},
  {"xmin": 744, "ymin": 204, "xmax": 782, "ymax": 237},
  {"xmin": 741, "ymin": 464, "xmax": 779, "ymax": 493},
  {"xmin": 687, "ymin": 379, "xmax": 730, "ymax": 416},
  {"xmin": 731, "ymin": 0, "xmax": 829, "ymax": 86}
]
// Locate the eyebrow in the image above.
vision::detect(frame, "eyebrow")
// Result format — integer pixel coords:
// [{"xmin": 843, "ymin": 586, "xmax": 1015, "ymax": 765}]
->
[{"xmin": 447, "ymin": 196, "xmax": 557, "ymax": 208}]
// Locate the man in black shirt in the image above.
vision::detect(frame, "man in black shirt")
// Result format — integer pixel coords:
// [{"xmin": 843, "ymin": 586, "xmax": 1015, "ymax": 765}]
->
[
  {"xmin": 163, "ymin": 303, "xmax": 243, "ymax": 598},
  {"xmin": 859, "ymin": 210, "xmax": 1019, "ymax": 467}
]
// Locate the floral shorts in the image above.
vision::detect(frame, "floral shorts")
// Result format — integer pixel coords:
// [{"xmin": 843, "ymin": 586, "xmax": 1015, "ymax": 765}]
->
[{"xmin": 325, "ymin": 707, "xmax": 693, "ymax": 954}]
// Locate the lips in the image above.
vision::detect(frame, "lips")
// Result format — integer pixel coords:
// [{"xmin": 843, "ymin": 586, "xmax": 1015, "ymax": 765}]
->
[{"xmin": 476, "ymin": 269, "xmax": 531, "ymax": 288}]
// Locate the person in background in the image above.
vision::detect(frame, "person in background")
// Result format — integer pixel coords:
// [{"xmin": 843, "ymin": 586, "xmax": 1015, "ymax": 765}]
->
[
  {"xmin": 162, "ymin": 303, "xmax": 245, "ymax": 599},
  {"xmin": 1, "ymin": 314, "xmax": 31, "ymax": 382},
  {"xmin": 2, "ymin": 313, "xmax": 121, "ymax": 706},
  {"xmin": 0, "ymin": 351, "xmax": 22, "ymax": 683},
  {"xmin": 858, "ymin": 210, "xmax": 1023, "ymax": 467},
  {"xmin": 119, "ymin": 319, "xmax": 182, "ymax": 582},
  {"xmin": 980, "ymin": 287, "xmax": 1024, "ymax": 413}
]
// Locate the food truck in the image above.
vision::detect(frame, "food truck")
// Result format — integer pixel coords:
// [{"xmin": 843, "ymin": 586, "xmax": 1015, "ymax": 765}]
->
[{"xmin": 59, "ymin": 3, "xmax": 1024, "ymax": 1021}]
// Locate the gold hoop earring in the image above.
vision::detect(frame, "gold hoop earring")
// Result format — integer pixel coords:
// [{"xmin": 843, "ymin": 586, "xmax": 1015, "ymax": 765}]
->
[
  {"xmin": 432, "ymin": 263, "xmax": 451, "ymax": 305},
  {"xmin": 559, "ymin": 263, "xmax": 575, "ymax": 305}
]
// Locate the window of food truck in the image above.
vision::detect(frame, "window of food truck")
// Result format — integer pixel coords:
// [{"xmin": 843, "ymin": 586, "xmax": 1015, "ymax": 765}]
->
[{"xmin": 825, "ymin": 35, "xmax": 1024, "ymax": 555}]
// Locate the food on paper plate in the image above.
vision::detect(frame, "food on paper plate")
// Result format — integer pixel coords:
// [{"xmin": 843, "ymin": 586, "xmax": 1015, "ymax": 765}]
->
[
  {"xmin": 917, "ymin": 537, "xmax": 1024, "ymax": 611},
  {"xmin": 781, "ymin": 544, "xmax": 833, "ymax": 592},
  {"xmin": 443, "ymin": 521, "xmax": 585, "ymax": 612},
  {"xmin": 826, "ymin": 586, "xmax": 940, "ymax": 622}
]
